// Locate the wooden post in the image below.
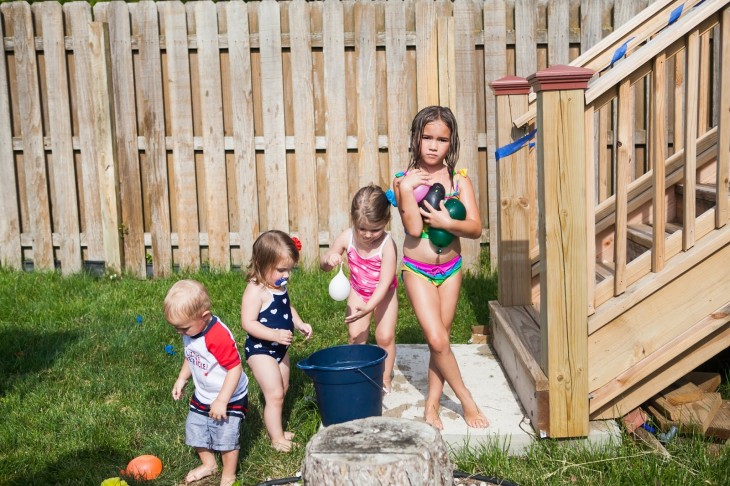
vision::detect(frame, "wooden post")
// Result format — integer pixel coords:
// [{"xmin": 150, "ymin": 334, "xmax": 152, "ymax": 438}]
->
[
  {"xmin": 528, "ymin": 65, "xmax": 593, "ymax": 438},
  {"xmin": 89, "ymin": 22, "xmax": 122, "ymax": 274},
  {"xmin": 302, "ymin": 417, "xmax": 453, "ymax": 485},
  {"xmin": 490, "ymin": 76, "xmax": 532, "ymax": 307}
]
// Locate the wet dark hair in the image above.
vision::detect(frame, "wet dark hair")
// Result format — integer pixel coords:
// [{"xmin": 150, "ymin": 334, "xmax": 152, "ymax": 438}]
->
[
  {"xmin": 407, "ymin": 105, "xmax": 460, "ymax": 188},
  {"xmin": 351, "ymin": 184, "xmax": 391, "ymax": 228},
  {"xmin": 246, "ymin": 230, "xmax": 299, "ymax": 284}
]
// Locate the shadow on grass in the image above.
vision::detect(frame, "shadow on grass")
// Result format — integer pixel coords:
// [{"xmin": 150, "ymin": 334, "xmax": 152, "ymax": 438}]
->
[
  {"xmin": 4, "ymin": 446, "xmax": 135, "ymax": 486},
  {"xmin": 0, "ymin": 327, "xmax": 79, "ymax": 397},
  {"xmin": 461, "ymin": 270, "xmax": 498, "ymax": 328}
]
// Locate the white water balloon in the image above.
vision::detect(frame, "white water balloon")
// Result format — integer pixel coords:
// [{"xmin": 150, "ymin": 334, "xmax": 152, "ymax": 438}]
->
[{"xmin": 328, "ymin": 264, "xmax": 351, "ymax": 301}]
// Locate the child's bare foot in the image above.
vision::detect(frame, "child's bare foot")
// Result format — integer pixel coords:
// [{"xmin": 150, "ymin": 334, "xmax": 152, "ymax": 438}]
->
[
  {"xmin": 220, "ymin": 475, "xmax": 237, "ymax": 486},
  {"xmin": 424, "ymin": 403, "xmax": 443, "ymax": 430},
  {"xmin": 383, "ymin": 380, "xmax": 392, "ymax": 394},
  {"xmin": 284, "ymin": 431, "xmax": 295, "ymax": 440},
  {"xmin": 185, "ymin": 464, "xmax": 218, "ymax": 483},
  {"xmin": 271, "ymin": 438, "xmax": 297, "ymax": 452},
  {"xmin": 464, "ymin": 405, "xmax": 489, "ymax": 428}
]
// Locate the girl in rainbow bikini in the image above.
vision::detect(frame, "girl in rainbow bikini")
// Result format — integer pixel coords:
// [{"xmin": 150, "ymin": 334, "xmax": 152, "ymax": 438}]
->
[{"xmin": 391, "ymin": 105, "xmax": 489, "ymax": 430}]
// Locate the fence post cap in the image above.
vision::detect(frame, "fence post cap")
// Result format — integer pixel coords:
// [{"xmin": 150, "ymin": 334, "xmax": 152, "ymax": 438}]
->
[
  {"xmin": 527, "ymin": 65, "xmax": 595, "ymax": 92},
  {"xmin": 490, "ymin": 76, "xmax": 531, "ymax": 95}
]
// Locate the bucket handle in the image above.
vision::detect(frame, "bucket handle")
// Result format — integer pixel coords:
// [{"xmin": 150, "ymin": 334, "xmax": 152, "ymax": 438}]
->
[{"xmin": 357, "ymin": 368, "xmax": 389, "ymax": 395}]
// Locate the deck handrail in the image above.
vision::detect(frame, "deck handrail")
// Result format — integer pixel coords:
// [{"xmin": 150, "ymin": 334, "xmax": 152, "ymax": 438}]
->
[{"xmin": 513, "ymin": 0, "xmax": 708, "ymax": 128}]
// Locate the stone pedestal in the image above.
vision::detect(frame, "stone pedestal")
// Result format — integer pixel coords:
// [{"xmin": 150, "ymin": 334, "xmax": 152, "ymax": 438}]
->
[{"xmin": 302, "ymin": 417, "xmax": 453, "ymax": 485}]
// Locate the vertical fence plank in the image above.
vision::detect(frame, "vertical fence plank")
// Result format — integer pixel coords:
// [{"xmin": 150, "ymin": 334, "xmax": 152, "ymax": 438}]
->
[
  {"xmin": 97, "ymin": 1, "xmax": 147, "ymax": 277},
  {"xmin": 135, "ymin": 1, "xmax": 172, "ymax": 277},
  {"xmin": 355, "ymin": 0, "xmax": 379, "ymax": 187},
  {"xmin": 385, "ymin": 0, "xmax": 409, "ymax": 248},
  {"xmin": 160, "ymin": 1, "xmax": 200, "ymax": 271},
  {"xmin": 88, "ymin": 21, "xmax": 122, "ymax": 273},
  {"xmin": 415, "ymin": 0, "xmax": 439, "ymax": 107},
  {"xmin": 580, "ymin": 0, "xmax": 602, "ymax": 53},
  {"xmin": 717, "ymin": 7, "xmax": 730, "ymax": 227},
  {"xmin": 683, "ymin": 30, "xmax": 699, "ymax": 250},
  {"xmin": 258, "ymin": 0, "xmax": 289, "ymax": 232},
  {"xmin": 453, "ymin": 0, "xmax": 480, "ymax": 270},
  {"xmin": 323, "ymin": 0, "xmax": 349, "ymax": 240},
  {"xmin": 6, "ymin": 2, "xmax": 54, "ymax": 269},
  {"xmin": 484, "ymin": 0, "xmax": 507, "ymax": 269},
  {"xmin": 190, "ymin": 1, "xmax": 229, "ymax": 270},
  {"xmin": 514, "ymin": 0, "xmax": 536, "ymax": 77},
  {"xmin": 87, "ymin": 22, "xmax": 122, "ymax": 272},
  {"xmin": 437, "ymin": 17, "xmax": 455, "ymax": 109},
  {"xmin": 0, "ymin": 6, "xmax": 21, "ymax": 268},
  {"xmin": 223, "ymin": 1, "xmax": 258, "ymax": 267},
  {"xmin": 547, "ymin": 0, "xmax": 570, "ymax": 66},
  {"xmin": 36, "ymin": 2, "xmax": 81, "ymax": 274},
  {"xmin": 66, "ymin": 2, "xmax": 105, "ymax": 264},
  {"xmin": 289, "ymin": 0, "xmax": 319, "ymax": 266}
]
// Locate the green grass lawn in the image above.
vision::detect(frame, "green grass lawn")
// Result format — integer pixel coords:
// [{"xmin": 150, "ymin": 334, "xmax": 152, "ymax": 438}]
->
[{"xmin": 0, "ymin": 263, "xmax": 728, "ymax": 486}]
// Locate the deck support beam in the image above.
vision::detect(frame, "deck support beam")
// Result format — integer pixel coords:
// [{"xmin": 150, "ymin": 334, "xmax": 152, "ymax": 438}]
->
[{"xmin": 529, "ymin": 65, "xmax": 594, "ymax": 438}]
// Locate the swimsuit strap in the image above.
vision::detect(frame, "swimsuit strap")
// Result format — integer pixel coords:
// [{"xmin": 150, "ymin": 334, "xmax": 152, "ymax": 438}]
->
[{"xmin": 376, "ymin": 232, "xmax": 391, "ymax": 257}]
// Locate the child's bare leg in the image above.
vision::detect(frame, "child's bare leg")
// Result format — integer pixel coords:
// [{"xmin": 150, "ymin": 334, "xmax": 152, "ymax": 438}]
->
[
  {"xmin": 219, "ymin": 449, "xmax": 239, "ymax": 486},
  {"xmin": 186, "ymin": 448, "xmax": 218, "ymax": 483},
  {"xmin": 247, "ymin": 355, "xmax": 293, "ymax": 451},
  {"xmin": 424, "ymin": 356, "xmax": 445, "ymax": 429},
  {"xmin": 346, "ymin": 293, "xmax": 371, "ymax": 345},
  {"xmin": 373, "ymin": 288, "xmax": 398, "ymax": 392},
  {"xmin": 404, "ymin": 272, "xmax": 489, "ymax": 429}
]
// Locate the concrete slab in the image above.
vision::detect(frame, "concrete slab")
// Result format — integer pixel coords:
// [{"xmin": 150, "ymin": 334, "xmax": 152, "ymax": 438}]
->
[{"xmin": 382, "ymin": 344, "xmax": 621, "ymax": 454}]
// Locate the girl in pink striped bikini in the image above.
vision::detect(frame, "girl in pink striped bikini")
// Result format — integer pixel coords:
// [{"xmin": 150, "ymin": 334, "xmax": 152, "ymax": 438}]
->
[{"xmin": 320, "ymin": 185, "xmax": 399, "ymax": 392}]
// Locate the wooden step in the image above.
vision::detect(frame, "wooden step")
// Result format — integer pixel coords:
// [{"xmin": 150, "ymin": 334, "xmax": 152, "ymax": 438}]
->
[
  {"xmin": 627, "ymin": 222, "xmax": 681, "ymax": 249},
  {"xmin": 488, "ymin": 302, "xmax": 549, "ymax": 435},
  {"xmin": 676, "ymin": 183, "xmax": 717, "ymax": 203}
]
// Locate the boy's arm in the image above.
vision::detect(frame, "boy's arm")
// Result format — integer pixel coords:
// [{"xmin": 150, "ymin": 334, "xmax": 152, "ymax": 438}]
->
[
  {"xmin": 172, "ymin": 359, "xmax": 191, "ymax": 401},
  {"xmin": 320, "ymin": 229, "xmax": 349, "ymax": 271},
  {"xmin": 209, "ymin": 363, "xmax": 243, "ymax": 421},
  {"xmin": 344, "ymin": 238, "xmax": 397, "ymax": 323}
]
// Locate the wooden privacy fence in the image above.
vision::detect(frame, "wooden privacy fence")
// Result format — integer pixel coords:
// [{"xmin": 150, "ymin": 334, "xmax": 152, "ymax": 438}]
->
[{"xmin": 1, "ymin": 0, "xmax": 667, "ymax": 278}]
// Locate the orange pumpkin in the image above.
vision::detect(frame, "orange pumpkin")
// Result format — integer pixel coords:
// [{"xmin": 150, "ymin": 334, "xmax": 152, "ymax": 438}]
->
[{"xmin": 121, "ymin": 455, "xmax": 163, "ymax": 481}]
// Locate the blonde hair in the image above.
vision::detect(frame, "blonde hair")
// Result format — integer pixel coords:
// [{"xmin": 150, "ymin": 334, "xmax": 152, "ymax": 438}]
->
[
  {"xmin": 351, "ymin": 184, "xmax": 391, "ymax": 228},
  {"xmin": 246, "ymin": 230, "xmax": 300, "ymax": 284},
  {"xmin": 163, "ymin": 279, "xmax": 211, "ymax": 323}
]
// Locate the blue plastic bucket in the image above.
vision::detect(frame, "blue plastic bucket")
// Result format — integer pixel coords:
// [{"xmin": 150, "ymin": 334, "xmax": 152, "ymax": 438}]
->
[{"xmin": 297, "ymin": 344, "xmax": 387, "ymax": 426}]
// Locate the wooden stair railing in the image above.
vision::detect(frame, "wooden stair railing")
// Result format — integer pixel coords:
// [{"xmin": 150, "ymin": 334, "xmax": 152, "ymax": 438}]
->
[
  {"xmin": 490, "ymin": 0, "xmax": 730, "ymax": 438},
  {"xmin": 512, "ymin": 0, "xmax": 707, "ymax": 128}
]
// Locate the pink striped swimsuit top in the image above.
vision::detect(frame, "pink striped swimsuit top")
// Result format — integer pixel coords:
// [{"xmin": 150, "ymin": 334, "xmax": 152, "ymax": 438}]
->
[{"xmin": 347, "ymin": 229, "xmax": 398, "ymax": 303}]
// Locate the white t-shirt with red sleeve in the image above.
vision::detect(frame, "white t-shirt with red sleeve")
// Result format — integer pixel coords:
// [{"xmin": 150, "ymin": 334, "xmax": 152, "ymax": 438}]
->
[{"xmin": 182, "ymin": 315, "xmax": 248, "ymax": 406}]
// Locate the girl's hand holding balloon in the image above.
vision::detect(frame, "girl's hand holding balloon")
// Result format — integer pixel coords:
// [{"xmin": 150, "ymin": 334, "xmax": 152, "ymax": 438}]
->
[
  {"xmin": 399, "ymin": 169, "xmax": 431, "ymax": 193},
  {"xmin": 420, "ymin": 199, "xmax": 452, "ymax": 229},
  {"xmin": 321, "ymin": 251, "xmax": 342, "ymax": 270}
]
